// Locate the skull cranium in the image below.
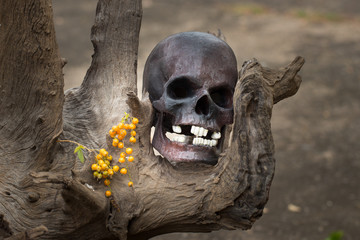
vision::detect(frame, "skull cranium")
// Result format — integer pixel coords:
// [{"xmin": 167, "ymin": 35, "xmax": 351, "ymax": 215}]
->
[{"xmin": 143, "ymin": 32, "xmax": 238, "ymax": 165}]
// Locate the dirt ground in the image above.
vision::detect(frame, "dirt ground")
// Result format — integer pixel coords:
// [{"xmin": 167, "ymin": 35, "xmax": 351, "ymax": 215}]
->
[{"xmin": 52, "ymin": 0, "xmax": 360, "ymax": 239}]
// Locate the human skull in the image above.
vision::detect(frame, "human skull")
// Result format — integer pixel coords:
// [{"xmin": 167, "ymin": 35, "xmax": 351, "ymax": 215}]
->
[{"xmin": 143, "ymin": 32, "xmax": 238, "ymax": 165}]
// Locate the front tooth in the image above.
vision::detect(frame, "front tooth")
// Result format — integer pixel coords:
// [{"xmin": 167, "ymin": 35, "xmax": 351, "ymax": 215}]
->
[
  {"xmin": 172, "ymin": 125, "xmax": 182, "ymax": 133},
  {"xmin": 191, "ymin": 126, "xmax": 195, "ymax": 134},
  {"xmin": 193, "ymin": 126, "xmax": 200, "ymax": 136},
  {"xmin": 192, "ymin": 138, "xmax": 197, "ymax": 145},
  {"xmin": 211, "ymin": 132, "xmax": 221, "ymax": 139},
  {"xmin": 203, "ymin": 128, "xmax": 208, "ymax": 137},
  {"xmin": 198, "ymin": 127, "xmax": 204, "ymax": 137}
]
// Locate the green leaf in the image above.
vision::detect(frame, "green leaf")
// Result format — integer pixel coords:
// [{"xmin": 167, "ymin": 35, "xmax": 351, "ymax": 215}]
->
[
  {"xmin": 77, "ymin": 148, "xmax": 85, "ymax": 163},
  {"xmin": 74, "ymin": 145, "xmax": 85, "ymax": 163},
  {"xmin": 74, "ymin": 145, "xmax": 84, "ymax": 153},
  {"xmin": 325, "ymin": 231, "xmax": 344, "ymax": 240}
]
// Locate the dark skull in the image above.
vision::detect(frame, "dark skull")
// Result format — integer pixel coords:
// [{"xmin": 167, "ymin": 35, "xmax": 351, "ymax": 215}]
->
[{"xmin": 143, "ymin": 32, "xmax": 238, "ymax": 165}]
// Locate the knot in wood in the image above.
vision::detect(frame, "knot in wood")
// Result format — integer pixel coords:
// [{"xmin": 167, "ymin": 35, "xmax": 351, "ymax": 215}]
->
[{"xmin": 27, "ymin": 192, "xmax": 40, "ymax": 203}]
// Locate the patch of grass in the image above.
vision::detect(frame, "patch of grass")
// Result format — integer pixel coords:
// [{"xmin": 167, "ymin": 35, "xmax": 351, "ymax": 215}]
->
[
  {"xmin": 292, "ymin": 9, "xmax": 345, "ymax": 22},
  {"xmin": 321, "ymin": 12, "xmax": 343, "ymax": 22},
  {"xmin": 324, "ymin": 231, "xmax": 344, "ymax": 240},
  {"xmin": 295, "ymin": 9, "xmax": 308, "ymax": 19}
]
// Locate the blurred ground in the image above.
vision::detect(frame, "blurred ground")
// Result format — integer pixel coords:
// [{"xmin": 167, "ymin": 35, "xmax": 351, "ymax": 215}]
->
[{"xmin": 53, "ymin": 0, "xmax": 360, "ymax": 239}]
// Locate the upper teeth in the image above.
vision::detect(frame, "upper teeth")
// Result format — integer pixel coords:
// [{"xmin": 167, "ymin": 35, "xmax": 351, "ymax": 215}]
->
[
  {"xmin": 172, "ymin": 125, "xmax": 182, "ymax": 133},
  {"xmin": 191, "ymin": 126, "xmax": 210, "ymax": 137},
  {"xmin": 211, "ymin": 132, "xmax": 221, "ymax": 139}
]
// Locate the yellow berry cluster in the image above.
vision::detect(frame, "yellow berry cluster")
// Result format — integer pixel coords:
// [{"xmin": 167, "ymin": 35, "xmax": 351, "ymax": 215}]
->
[
  {"xmin": 58, "ymin": 114, "xmax": 139, "ymax": 199},
  {"xmin": 109, "ymin": 117, "xmax": 138, "ymax": 146},
  {"xmin": 90, "ymin": 148, "xmax": 118, "ymax": 198},
  {"xmin": 91, "ymin": 115, "xmax": 139, "ymax": 197}
]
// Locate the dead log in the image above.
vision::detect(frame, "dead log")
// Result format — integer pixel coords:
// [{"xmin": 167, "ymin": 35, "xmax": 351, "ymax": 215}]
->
[{"xmin": 0, "ymin": 0, "xmax": 304, "ymax": 239}]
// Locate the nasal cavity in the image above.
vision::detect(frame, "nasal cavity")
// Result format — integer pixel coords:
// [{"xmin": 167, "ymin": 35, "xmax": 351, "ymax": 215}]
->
[{"xmin": 195, "ymin": 95, "xmax": 210, "ymax": 116}]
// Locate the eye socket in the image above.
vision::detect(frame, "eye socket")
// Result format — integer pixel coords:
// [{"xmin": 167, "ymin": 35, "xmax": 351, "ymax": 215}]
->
[
  {"xmin": 210, "ymin": 87, "xmax": 233, "ymax": 108},
  {"xmin": 167, "ymin": 77, "xmax": 195, "ymax": 99}
]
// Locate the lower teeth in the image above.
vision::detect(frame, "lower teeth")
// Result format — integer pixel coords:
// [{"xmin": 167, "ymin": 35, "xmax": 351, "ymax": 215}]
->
[{"xmin": 193, "ymin": 138, "xmax": 217, "ymax": 147}]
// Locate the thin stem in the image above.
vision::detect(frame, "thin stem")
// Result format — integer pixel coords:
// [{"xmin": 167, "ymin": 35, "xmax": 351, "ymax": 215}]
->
[
  {"xmin": 57, "ymin": 139, "xmax": 99, "ymax": 153},
  {"xmin": 126, "ymin": 161, "xmax": 132, "ymax": 182}
]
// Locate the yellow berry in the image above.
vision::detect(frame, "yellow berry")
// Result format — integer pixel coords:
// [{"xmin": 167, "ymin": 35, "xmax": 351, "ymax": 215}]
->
[
  {"xmin": 102, "ymin": 171, "xmax": 108, "ymax": 178},
  {"xmin": 98, "ymin": 160, "xmax": 104, "ymax": 166},
  {"xmin": 129, "ymin": 137, "xmax": 136, "ymax": 143},
  {"xmin": 104, "ymin": 179, "xmax": 110, "ymax": 186},
  {"xmin": 112, "ymin": 125, "xmax": 119, "ymax": 132},
  {"xmin": 128, "ymin": 181, "xmax": 133, "ymax": 187},
  {"xmin": 119, "ymin": 129, "xmax": 127, "ymax": 137},
  {"xmin": 120, "ymin": 168, "xmax": 127, "ymax": 175},
  {"xmin": 105, "ymin": 160, "xmax": 110, "ymax": 166},
  {"xmin": 120, "ymin": 152, "xmax": 126, "ymax": 158},
  {"xmin": 132, "ymin": 118, "xmax": 139, "ymax": 125},
  {"xmin": 96, "ymin": 154, "xmax": 102, "ymax": 160},
  {"xmin": 101, "ymin": 163, "xmax": 108, "ymax": 171},
  {"xmin": 126, "ymin": 148, "xmax": 133, "ymax": 155},
  {"xmin": 100, "ymin": 149, "xmax": 108, "ymax": 157},
  {"xmin": 108, "ymin": 169, "xmax": 114, "ymax": 176},
  {"xmin": 105, "ymin": 190, "xmax": 111, "ymax": 197},
  {"xmin": 118, "ymin": 142, "xmax": 124, "ymax": 149},
  {"xmin": 107, "ymin": 155, "xmax": 113, "ymax": 161},
  {"xmin": 124, "ymin": 124, "xmax": 130, "ymax": 130},
  {"xmin": 118, "ymin": 122, "xmax": 124, "ymax": 129},
  {"xmin": 118, "ymin": 157, "xmax": 125, "ymax": 163},
  {"xmin": 91, "ymin": 163, "xmax": 98, "ymax": 171},
  {"xmin": 128, "ymin": 156, "xmax": 134, "ymax": 162},
  {"xmin": 109, "ymin": 130, "xmax": 116, "ymax": 137},
  {"xmin": 130, "ymin": 130, "xmax": 136, "ymax": 136},
  {"xmin": 113, "ymin": 165, "xmax": 119, "ymax": 172},
  {"xmin": 112, "ymin": 138, "xmax": 119, "ymax": 147},
  {"xmin": 129, "ymin": 123, "xmax": 136, "ymax": 130},
  {"xmin": 93, "ymin": 171, "xmax": 99, "ymax": 178}
]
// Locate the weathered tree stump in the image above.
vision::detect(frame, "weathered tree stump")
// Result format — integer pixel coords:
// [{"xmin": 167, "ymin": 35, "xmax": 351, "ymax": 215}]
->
[{"xmin": 0, "ymin": 0, "xmax": 304, "ymax": 239}]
